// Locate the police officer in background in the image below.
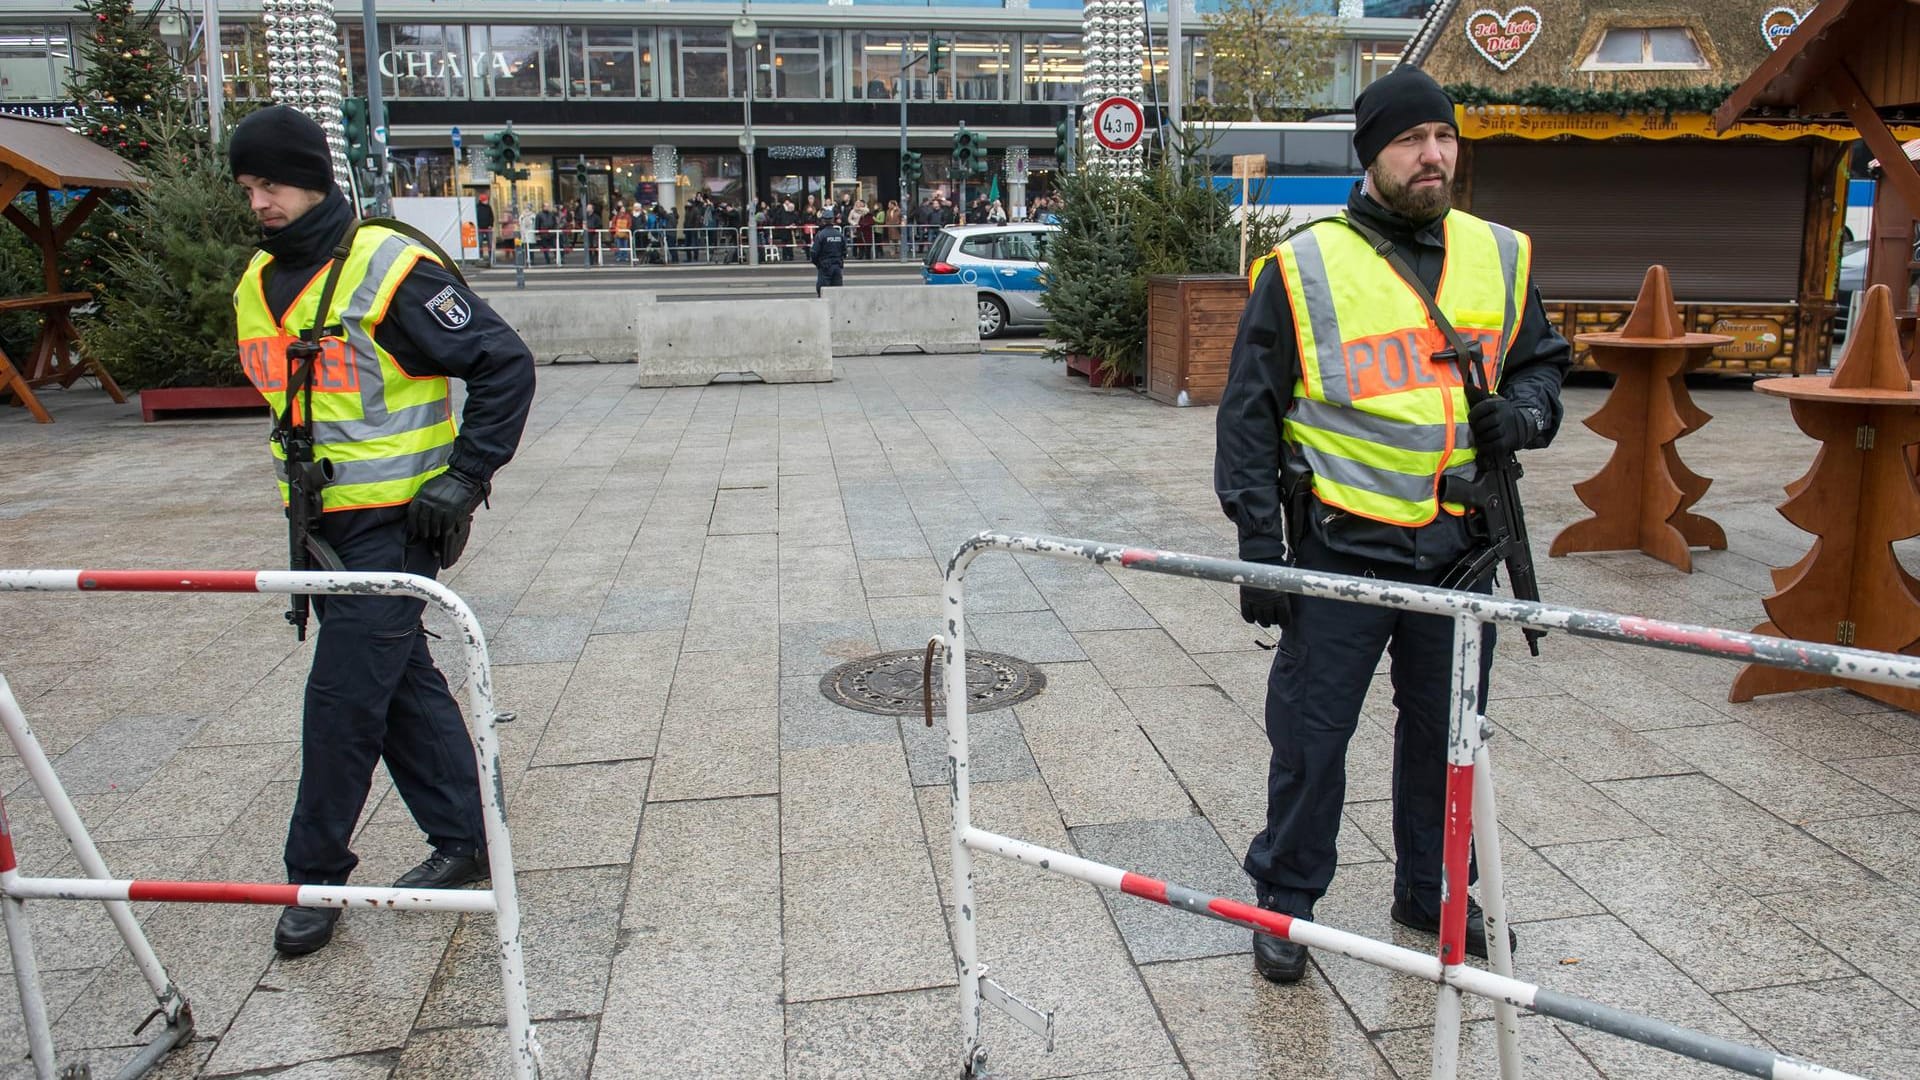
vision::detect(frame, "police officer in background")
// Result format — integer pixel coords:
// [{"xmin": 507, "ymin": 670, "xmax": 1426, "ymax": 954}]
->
[
  {"xmin": 809, "ymin": 217, "xmax": 848, "ymax": 297},
  {"xmin": 1214, "ymin": 67, "xmax": 1569, "ymax": 984},
  {"xmin": 227, "ymin": 106, "xmax": 537, "ymax": 956}
]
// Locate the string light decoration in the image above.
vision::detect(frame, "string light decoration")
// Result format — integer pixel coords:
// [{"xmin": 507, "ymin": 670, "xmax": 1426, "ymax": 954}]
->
[
  {"xmin": 1079, "ymin": 0, "xmax": 1144, "ymax": 173},
  {"xmin": 651, "ymin": 144, "xmax": 679, "ymax": 182},
  {"xmin": 261, "ymin": 0, "xmax": 350, "ymax": 189},
  {"xmin": 830, "ymin": 144, "xmax": 857, "ymax": 184}
]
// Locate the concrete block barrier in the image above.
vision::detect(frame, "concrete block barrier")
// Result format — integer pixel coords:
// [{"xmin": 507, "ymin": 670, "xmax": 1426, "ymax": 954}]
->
[
  {"xmin": 488, "ymin": 290, "xmax": 641, "ymax": 364},
  {"xmin": 634, "ymin": 297, "xmax": 833, "ymax": 386},
  {"xmin": 826, "ymin": 285, "xmax": 977, "ymax": 356}
]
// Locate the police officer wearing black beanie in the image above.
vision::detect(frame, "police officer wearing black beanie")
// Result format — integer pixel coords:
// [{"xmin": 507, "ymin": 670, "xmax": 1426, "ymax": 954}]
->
[
  {"xmin": 228, "ymin": 104, "xmax": 538, "ymax": 956},
  {"xmin": 1215, "ymin": 67, "xmax": 1570, "ymax": 983}
]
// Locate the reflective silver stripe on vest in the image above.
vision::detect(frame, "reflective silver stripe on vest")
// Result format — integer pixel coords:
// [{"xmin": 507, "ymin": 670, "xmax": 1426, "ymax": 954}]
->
[
  {"xmin": 275, "ymin": 443, "xmax": 453, "ymax": 487},
  {"xmin": 1289, "ymin": 230, "xmax": 1351, "ymax": 406},
  {"xmin": 1290, "ymin": 398, "xmax": 1452, "ymax": 453},
  {"xmin": 1299, "ymin": 444, "xmax": 1441, "ymax": 503},
  {"xmin": 308, "ymin": 232, "xmax": 449, "ymax": 446},
  {"xmin": 1487, "ymin": 222, "xmax": 1520, "ymax": 358}
]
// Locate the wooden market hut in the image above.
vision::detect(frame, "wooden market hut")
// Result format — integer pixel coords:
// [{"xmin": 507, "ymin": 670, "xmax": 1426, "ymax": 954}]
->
[
  {"xmin": 1400, "ymin": 0, "xmax": 1913, "ymax": 373},
  {"xmin": 1714, "ymin": 0, "xmax": 1920, "ymax": 352},
  {"xmin": 0, "ymin": 114, "xmax": 139, "ymax": 422}
]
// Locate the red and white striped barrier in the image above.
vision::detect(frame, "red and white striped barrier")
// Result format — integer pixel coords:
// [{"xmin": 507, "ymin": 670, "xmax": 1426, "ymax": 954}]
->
[
  {"xmin": 0, "ymin": 569, "xmax": 541, "ymax": 1080},
  {"xmin": 940, "ymin": 534, "xmax": 1900, "ymax": 1080}
]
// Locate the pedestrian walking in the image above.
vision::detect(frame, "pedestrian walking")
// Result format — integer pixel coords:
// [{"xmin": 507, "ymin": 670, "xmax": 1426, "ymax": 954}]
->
[
  {"xmin": 809, "ymin": 218, "xmax": 848, "ymax": 296},
  {"xmin": 473, "ymin": 192, "xmax": 494, "ymax": 264},
  {"xmin": 1214, "ymin": 66, "xmax": 1570, "ymax": 984},
  {"xmin": 227, "ymin": 105, "xmax": 537, "ymax": 957}
]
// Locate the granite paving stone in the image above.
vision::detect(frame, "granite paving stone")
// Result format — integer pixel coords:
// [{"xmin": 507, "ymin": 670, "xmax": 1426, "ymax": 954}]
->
[
  {"xmin": 533, "ymin": 630, "xmax": 678, "ymax": 767},
  {"xmin": 487, "ymin": 615, "xmax": 595, "ymax": 666},
  {"xmin": 1641, "ymin": 722, "xmax": 1899, "ymax": 822},
  {"xmin": 1071, "ymin": 816, "xmax": 1254, "ymax": 963},
  {"xmin": 1491, "ymin": 695, "xmax": 1693, "ymax": 782},
  {"xmin": 1341, "ymin": 800, "xmax": 1602, "ymax": 924},
  {"xmin": 777, "ymin": 618, "xmax": 880, "ymax": 677},
  {"xmin": 857, "ymin": 556, "xmax": 945, "ymax": 598},
  {"xmin": 1372, "ymin": 1017, "xmax": 1602, "ymax": 1080},
  {"xmin": 780, "ymin": 841, "xmax": 953, "ymax": 1003},
  {"xmin": 778, "ymin": 674, "xmax": 901, "ymax": 748},
  {"xmin": 1762, "ymin": 883, "xmax": 1920, "ymax": 1010},
  {"xmin": 1074, "ymin": 629, "xmax": 1212, "ymax": 688},
  {"xmin": 394, "ymin": 1016, "xmax": 597, "ymax": 1079},
  {"xmin": 1717, "ymin": 977, "xmax": 1920, "ymax": 1078},
  {"xmin": 1804, "ymin": 811, "xmax": 1920, "ymax": 890},
  {"xmin": 784, "ymin": 988, "xmax": 957, "ymax": 1080},
  {"xmin": 1542, "ymin": 835, "xmax": 1856, "ymax": 992},
  {"xmin": 1142, "ymin": 958, "xmax": 1395, "ymax": 1079},
  {"xmin": 40, "ymin": 713, "xmax": 207, "ymax": 797},
  {"xmin": 509, "ymin": 759, "xmax": 651, "ymax": 871},
  {"xmin": 1832, "ymin": 753, "xmax": 1920, "ymax": 808},
  {"xmin": 595, "ymin": 797, "xmax": 783, "ymax": 1079},
  {"xmin": 780, "ymin": 742, "xmax": 922, "ymax": 853},
  {"xmin": 648, "ymin": 707, "xmax": 779, "ymax": 802},
  {"xmin": 902, "ymin": 701, "xmax": 1040, "ymax": 788},
  {"xmin": 1015, "ymin": 664, "xmax": 1195, "ymax": 827},
  {"xmin": 968, "ymin": 609, "xmax": 1089, "ymax": 662},
  {"xmin": 667, "ymin": 648, "xmax": 777, "ymax": 713},
  {"xmin": 680, "ymin": 600, "xmax": 780, "ymax": 654},
  {"xmin": 1595, "ymin": 774, "xmax": 1878, "ymax": 896}
]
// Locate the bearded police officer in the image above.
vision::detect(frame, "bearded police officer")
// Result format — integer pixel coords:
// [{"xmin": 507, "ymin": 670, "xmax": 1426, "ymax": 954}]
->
[
  {"xmin": 228, "ymin": 105, "xmax": 536, "ymax": 956},
  {"xmin": 1215, "ymin": 66, "xmax": 1570, "ymax": 984}
]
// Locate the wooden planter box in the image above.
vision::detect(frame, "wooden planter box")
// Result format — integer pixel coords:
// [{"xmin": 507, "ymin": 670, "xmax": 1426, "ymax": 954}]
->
[
  {"xmin": 139, "ymin": 385, "xmax": 267, "ymax": 422},
  {"xmin": 1147, "ymin": 274, "xmax": 1246, "ymax": 406},
  {"xmin": 1064, "ymin": 352, "xmax": 1137, "ymax": 388}
]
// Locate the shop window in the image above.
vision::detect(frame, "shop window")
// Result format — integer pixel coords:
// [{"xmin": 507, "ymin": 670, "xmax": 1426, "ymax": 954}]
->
[
  {"xmin": 0, "ymin": 26, "xmax": 71, "ymax": 101},
  {"xmin": 380, "ymin": 24, "xmax": 471, "ymax": 99},
  {"xmin": 950, "ymin": 33, "xmax": 1010, "ymax": 102},
  {"xmin": 1580, "ymin": 26, "xmax": 1709, "ymax": 70},
  {"xmin": 567, "ymin": 26, "xmax": 650, "ymax": 98},
  {"xmin": 853, "ymin": 31, "xmax": 917, "ymax": 99},
  {"xmin": 673, "ymin": 27, "xmax": 733, "ymax": 99},
  {"xmin": 1355, "ymin": 39, "xmax": 1399, "ymax": 91},
  {"xmin": 1021, "ymin": 32, "xmax": 1081, "ymax": 103},
  {"xmin": 218, "ymin": 24, "xmax": 270, "ymax": 100},
  {"xmin": 477, "ymin": 25, "xmax": 562, "ymax": 99},
  {"xmin": 1184, "ymin": 34, "xmax": 1212, "ymax": 105},
  {"xmin": 746, "ymin": 29, "xmax": 836, "ymax": 101}
]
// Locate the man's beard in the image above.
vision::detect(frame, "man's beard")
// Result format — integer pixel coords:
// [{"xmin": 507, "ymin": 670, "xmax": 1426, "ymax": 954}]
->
[{"xmin": 1370, "ymin": 165, "xmax": 1453, "ymax": 222}]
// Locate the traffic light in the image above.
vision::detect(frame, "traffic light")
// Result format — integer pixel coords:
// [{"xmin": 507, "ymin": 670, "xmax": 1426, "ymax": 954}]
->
[
  {"xmin": 340, "ymin": 97, "xmax": 369, "ymax": 168},
  {"xmin": 952, "ymin": 127, "xmax": 972, "ymax": 174},
  {"xmin": 1054, "ymin": 119, "xmax": 1073, "ymax": 161},
  {"xmin": 574, "ymin": 159, "xmax": 588, "ymax": 185},
  {"xmin": 498, "ymin": 127, "xmax": 520, "ymax": 166},
  {"xmin": 928, "ymin": 37, "xmax": 948, "ymax": 74},
  {"xmin": 902, "ymin": 150, "xmax": 923, "ymax": 187},
  {"xmin": 484, "ymin": 130, "xmax": 507, "ymax": 174},
  {"xmin": 969, "ymin": 131, "xmax": 989, "ymax": 177}
]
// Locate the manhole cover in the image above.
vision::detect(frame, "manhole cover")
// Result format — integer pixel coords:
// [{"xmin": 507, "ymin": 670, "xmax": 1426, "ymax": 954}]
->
[{"xmin": 820, "ymin": 649, "xmax": 1046, "ymax": 717}]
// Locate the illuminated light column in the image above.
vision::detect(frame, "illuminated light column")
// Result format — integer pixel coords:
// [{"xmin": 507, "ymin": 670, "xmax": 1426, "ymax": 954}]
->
[
  {"xmin": 1079, "ymin": 0, "xmax": 1144, "ymax": 174},
  {"xmin": 261, "ymin": 0, "xmax": 350, "ymax": 190}
]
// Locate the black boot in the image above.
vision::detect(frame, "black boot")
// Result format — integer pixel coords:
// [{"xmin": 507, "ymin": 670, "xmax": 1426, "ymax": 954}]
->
[
  {"xmin": 1389, "ymin": 897, "xmax": 1518, "ymax": 960},
  {"xmin": 1251, "ymin": 902, "xmax": 1309, "ymax": 984},
  {"xmin": 394, "ymin": 849, "xmax": 490, "ymax": 890},
  {"xmin": 274, "ymin": 906, "xmax": 341, "ymax": 956}
]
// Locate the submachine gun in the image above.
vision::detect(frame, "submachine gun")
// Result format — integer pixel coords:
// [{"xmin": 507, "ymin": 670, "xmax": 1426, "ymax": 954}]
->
[
  {"xmin": 1341, "ymin": 217, "xmax": 1546, "ymax": 655},
  {"xmin": 271, "ymin": 224, "xmax": 359, "ymax": 641}
]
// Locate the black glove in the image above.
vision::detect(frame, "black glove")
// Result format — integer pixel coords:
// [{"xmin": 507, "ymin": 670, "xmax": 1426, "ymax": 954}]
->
[
  {"xmin": 408, "ymin": 468, "xmax": 488, "ymax": 542},
  {"xmin": 1238, "ymin": 556, "xmax": 1291, "ymax": 630},
  {"xmin": 1465, "ymin": 388, "xmax": 1535, "ymax": 458}
]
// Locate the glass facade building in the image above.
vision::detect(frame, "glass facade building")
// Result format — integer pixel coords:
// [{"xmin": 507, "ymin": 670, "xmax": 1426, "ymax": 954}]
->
[{"xmin": 0, "ymin": 0, "xmax": 1426, "ymax": 210}]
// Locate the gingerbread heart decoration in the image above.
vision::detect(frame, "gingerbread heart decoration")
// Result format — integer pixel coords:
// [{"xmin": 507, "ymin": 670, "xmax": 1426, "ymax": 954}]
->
[
  {"xmin": 1466, "ymin": 6, "xmax": 1543, "ymax": 71},
  {"xmin": 1761, "ymin": 6, "xmax": 1804, "ymax": 49}
]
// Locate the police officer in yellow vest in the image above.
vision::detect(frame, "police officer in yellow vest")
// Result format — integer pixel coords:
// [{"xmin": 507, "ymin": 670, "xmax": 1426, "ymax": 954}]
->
[
  {"xmin": 228, "ymin": 106, "xmax": 536, "ymax": 956},
  {"xmin": 1216, "ymin": 67, "xmax": 1569, "ymax": 984}
]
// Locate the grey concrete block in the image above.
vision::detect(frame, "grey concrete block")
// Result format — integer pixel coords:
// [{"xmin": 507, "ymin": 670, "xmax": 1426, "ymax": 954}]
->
[{"xmin": 1071, "ymin": 816, "xmax": 1254, "ymax": 963}]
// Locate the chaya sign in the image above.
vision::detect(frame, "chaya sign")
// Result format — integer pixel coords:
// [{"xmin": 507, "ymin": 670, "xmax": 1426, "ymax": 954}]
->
[
  {"xmin": 378, "ymin": 49, "xmax": 515, "ymax": 81},
  {"xmin": 1466, "ymin": 6, "xmax": 1542, "ymax": 71},
  {"xmin": 1760, "ymin": 7, "xmax": 1806, "ymax": 49}
]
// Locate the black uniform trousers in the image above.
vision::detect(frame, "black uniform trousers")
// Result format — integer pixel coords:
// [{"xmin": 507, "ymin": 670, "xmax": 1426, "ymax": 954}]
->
[
  {"xmin": 1244, "ymin": 529, "xmax": 1494, "ymax": 920},
  {"xmin": 815, "ymin": 265, "xmax": 843, "ymax": 294},
  {"xmin": 286, "ymin": 505, "xmax": 485, "ymax": 886}
]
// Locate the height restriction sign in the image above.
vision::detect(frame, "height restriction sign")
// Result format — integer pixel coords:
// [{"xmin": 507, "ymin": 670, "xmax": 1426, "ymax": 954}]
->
[{"xmin": 1091, "ymin": 96, "xmax": 1145, "ymax": 151}]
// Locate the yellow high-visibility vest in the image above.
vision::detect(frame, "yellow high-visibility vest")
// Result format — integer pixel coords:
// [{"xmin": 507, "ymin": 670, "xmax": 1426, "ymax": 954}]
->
[
  {"xmin": 232, "ymin": 225, "xmax": 457, "ymax": 511},
  {"xmin": 1265, "ymin": 210, "xmax": 1531, "ymax": 527}
]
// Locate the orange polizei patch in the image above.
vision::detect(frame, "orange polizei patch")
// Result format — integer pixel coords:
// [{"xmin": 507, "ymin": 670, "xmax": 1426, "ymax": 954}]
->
[
  {"xmin": 238, "ymin": 335, "xmax": 359, "ymax": 395},
  {"xmin": 1336, "ymin": 327, "xmax": 1501, "ymax": 400}
]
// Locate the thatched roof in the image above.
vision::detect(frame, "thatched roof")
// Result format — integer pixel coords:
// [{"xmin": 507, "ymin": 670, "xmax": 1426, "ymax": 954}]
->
[
  {"xmin": 1404, "ymin": 0, "xmax": 1787, "ymax": 94},
  {"xmin": 1715, "ymin": 0, "xmax": 1920, "ymax": 125}
]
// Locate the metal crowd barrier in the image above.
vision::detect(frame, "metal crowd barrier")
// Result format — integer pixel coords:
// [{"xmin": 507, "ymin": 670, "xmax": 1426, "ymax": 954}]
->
[
  {"xmin": 504, "ymin": 223, "xmax": 948, "ymax": 267},
  {"xmin": 0, "ymin": 569, "xmax": 541, "ymax": 1080},
  {"xmin": 940, "ymin": 532, "xmax": 1899, "ymax": 1080}
]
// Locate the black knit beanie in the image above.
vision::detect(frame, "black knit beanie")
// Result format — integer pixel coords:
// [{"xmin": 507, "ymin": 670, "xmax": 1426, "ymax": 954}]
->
[
  {"xmin": 228, "ymin": 104, "xmax": 336, "ymax": 193},
  {"xmin": 1352, "ymin": 66, "xmax": 1456, "ymax": 167}
]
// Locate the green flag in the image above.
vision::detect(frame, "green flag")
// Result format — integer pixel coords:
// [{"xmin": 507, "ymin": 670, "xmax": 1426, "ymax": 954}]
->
[{"xmin": 988, "ymin": 174, "xmax": 1000, "ymax": 203}]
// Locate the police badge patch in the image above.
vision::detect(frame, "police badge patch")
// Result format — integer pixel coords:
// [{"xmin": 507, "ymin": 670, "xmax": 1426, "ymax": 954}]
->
[{"xmin": 424, "ymin": 284, "xmax": 472, "ymax": 330}]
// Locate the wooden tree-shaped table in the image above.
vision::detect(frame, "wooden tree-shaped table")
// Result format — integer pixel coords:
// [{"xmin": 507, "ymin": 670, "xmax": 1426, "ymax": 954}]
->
[
  {"xmin": 1731, "ymin": 284, "xmax": 1920, "ymax": 710},
  {"xmin": 1550, "ymin": 266, "xmax": 1733, "ymax": 572}
]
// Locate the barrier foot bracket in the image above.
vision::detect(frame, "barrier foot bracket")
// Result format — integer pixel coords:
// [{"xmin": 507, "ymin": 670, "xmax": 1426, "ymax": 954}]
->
[
  {"xmin": 109, "ymin": 1011, "xmax": 193, "ymax": 1080},
  {"xmin": 981, "ymin": 976, "xmax": 1054, "ymax": 1052}
]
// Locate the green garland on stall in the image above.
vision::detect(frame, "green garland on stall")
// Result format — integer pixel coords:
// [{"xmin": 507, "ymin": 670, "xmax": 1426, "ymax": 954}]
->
[{"xmin": 1444, "ymin": 82, "xmax": 1743, "ymax": 119}]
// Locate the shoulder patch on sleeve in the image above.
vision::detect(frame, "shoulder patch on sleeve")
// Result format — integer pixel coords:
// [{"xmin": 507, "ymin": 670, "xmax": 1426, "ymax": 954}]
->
[{"xmin": 423, "ymin": 284, "xmax": 472, "ymax": 330}]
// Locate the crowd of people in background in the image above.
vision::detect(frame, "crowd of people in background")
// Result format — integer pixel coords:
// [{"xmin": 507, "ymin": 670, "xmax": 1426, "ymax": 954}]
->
[{"xmin": 477, "ymin": 187, "xmax": 1063, "ymax": 267}]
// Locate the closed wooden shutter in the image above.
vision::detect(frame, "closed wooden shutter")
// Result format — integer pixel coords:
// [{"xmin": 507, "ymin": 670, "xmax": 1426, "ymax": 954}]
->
[{"xmin": 1470, "ymin": 141, "xmax": 1809, "ymax": 303}]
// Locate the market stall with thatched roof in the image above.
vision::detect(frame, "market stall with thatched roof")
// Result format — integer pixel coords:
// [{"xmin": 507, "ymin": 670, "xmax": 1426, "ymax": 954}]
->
[{"xmin": 1402, "ymin": 0, "xmax": 1917, "ymax": 374}]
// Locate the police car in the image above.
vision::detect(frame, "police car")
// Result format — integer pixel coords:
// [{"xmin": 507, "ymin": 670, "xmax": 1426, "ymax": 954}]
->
[{"xmin": 921, "ymin": 223, "xmax": 1059, "ymax": 339}]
